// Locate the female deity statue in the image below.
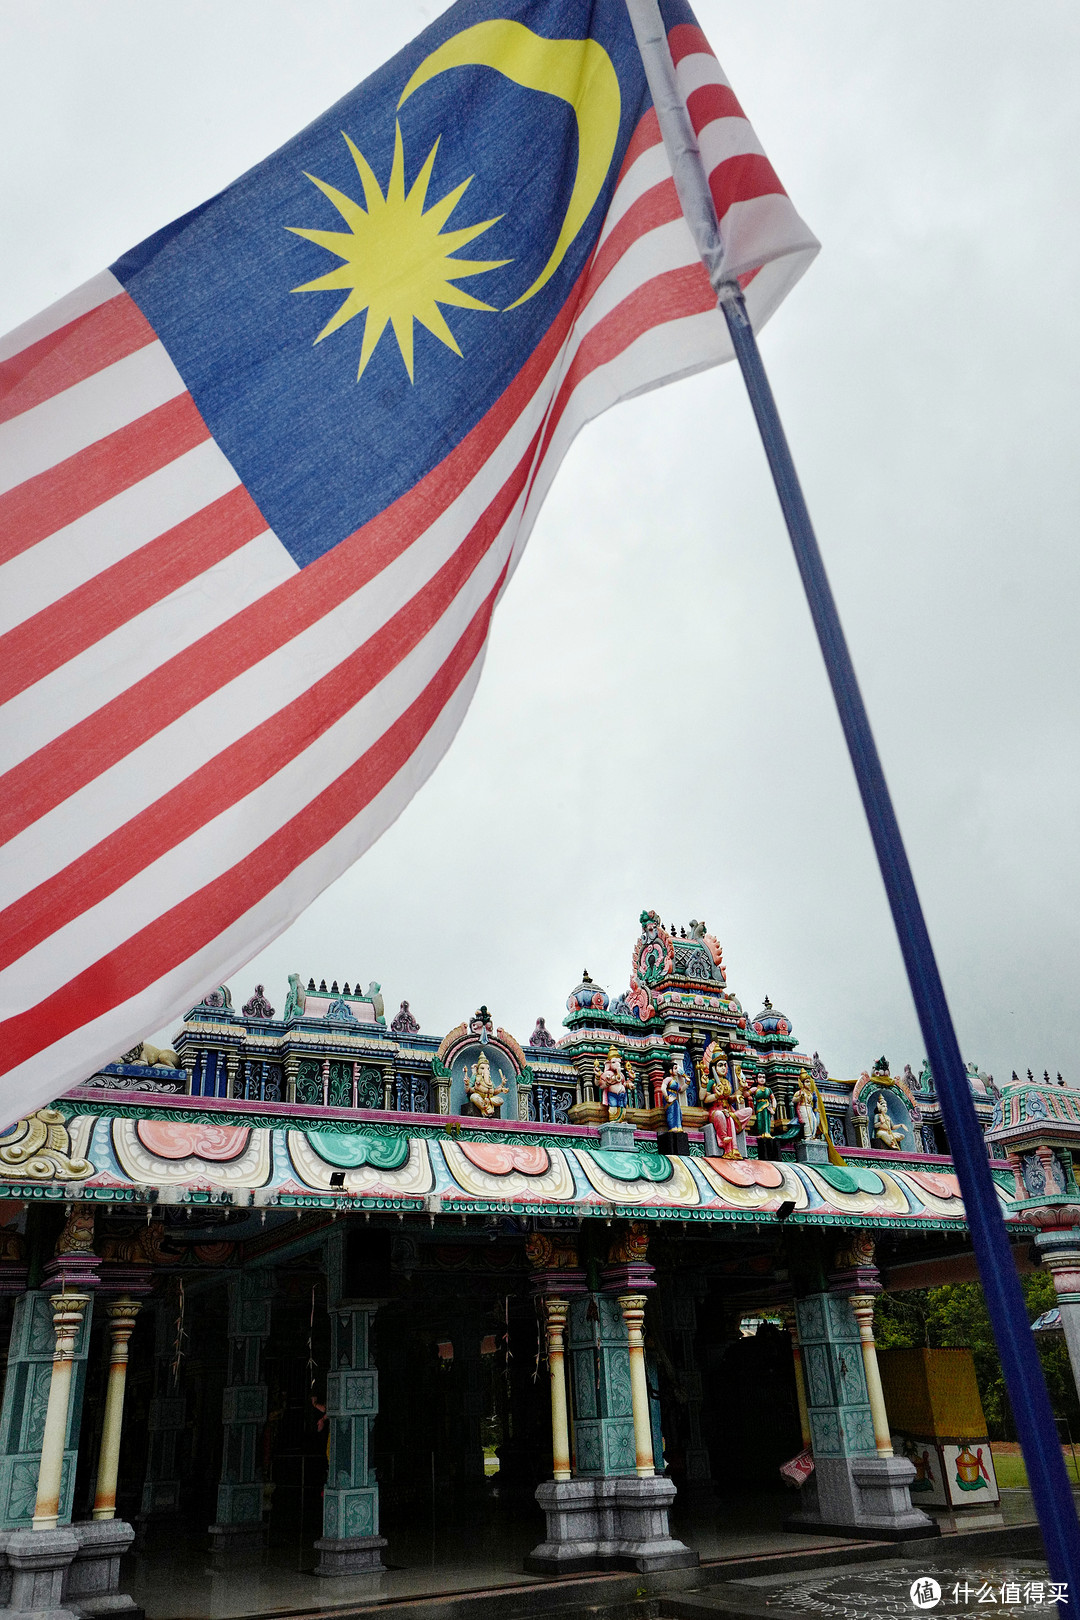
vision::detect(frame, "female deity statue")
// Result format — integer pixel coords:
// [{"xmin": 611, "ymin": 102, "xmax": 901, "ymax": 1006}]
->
[
  {"xmin": 793, "ymin": 1070, "xmax": 824, "ymax": 1140},
  {"xmin": 660, "ymin": 1069, "xmax": 686, "ymax": 1132},
  {"xmin": 595, "ymin": 1046, "xmax": 629, "ymax": 1119},
  {"xmin": 752, "ymin": 1079, "xmax": 777, "ymax": 1139},
  {"xmin": 698, "ymin": 1041, "xmax": 752, "ymax": 1158},
  {"xmin": 871, "ymin": 1093, "xmax": 905, "ymax": 1150},
  {"xmin": 467, "ymin": 1051, "xmax": 509, "ymax": 1118}
]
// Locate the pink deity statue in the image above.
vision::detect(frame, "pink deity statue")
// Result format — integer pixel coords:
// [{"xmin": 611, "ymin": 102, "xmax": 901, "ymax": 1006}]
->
[{"xmin": 698, "ymin": 1040, "xmax": 752, "ymax": 1158}]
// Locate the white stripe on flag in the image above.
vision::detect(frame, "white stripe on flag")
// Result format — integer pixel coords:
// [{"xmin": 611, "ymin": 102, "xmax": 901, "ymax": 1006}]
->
[
  {"xmin": 697, "ymin": 118, "xmax": 767, "ymax": 171},
  {"xmin": 0, "ymin": 530, "xmax": 295, "ymax": 774},
  {"xmin": 572, "ymin": 223, "xmax": 701, "ymax": 343},
  {"xmin": 673, "ymin": 53, "xmax": 732, "ymax": 98},
  {"xmin": 0, "ymin": 341, "xmax": 188, "ymax": 495},
  {"xmin": 595, "ymin": 145, "xmax": 671, "ymax": 251},
  {"xmin": 0, "ymin": 438, "xmax": 242, "ymax": 633}
]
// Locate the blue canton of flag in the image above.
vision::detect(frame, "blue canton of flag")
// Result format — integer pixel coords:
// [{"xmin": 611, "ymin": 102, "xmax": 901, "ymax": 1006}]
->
[{"xmin": 0, "ymin": 0, "xmax": 817, "ymax": 1121}]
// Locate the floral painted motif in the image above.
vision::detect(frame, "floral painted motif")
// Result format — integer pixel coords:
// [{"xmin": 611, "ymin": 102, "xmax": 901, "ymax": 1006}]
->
[
  {"xmin": 576, "ymin": 1148, "xmax": 699, "ymax": 1207},
  {"xmin": 703, "ymin": 1157, "xmax": 784, "ymax": 1189},
  {"xmin": 112, "ymin": 1119, "xmax": 273, "ymax": 1187},
  {"xmin": 905, "ymin": 1170, "xmax": 962, "ymax": 1201},
  {"xmin": 441, "ymin": 1139, "xmax": 574, "ymax": 1201},
  {"xmin": 458, "ymin": 1142, "xmax": 550, "ymax": 1177},
  {"xmin": 304, "ymin": 1131, "xmax": 410, "ymax": 1171},
  {"xmin": 287, "ymin": 1132, "xmax": 433, "ymax": 1195},
  {"xmin": 136, "ymin": 1121, "xmax": 251, "ymax": 1162}
]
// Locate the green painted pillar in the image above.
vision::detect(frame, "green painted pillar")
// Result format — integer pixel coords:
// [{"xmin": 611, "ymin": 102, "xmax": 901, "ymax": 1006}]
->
[
  {"xmin": 209, "ymin": 1272, "xmax": 274, "ymax": 1553},
  {"xmin": 567, "ymin": 1293, "xmax": 636, "ymax": 1476},
  {"xmin": 0, "ymin": 1290, "xmax": 93, "ymax": 1528},
  {"xmin": 314, "ymin": 1230, "xmax": 386, "ymax": 1576}
]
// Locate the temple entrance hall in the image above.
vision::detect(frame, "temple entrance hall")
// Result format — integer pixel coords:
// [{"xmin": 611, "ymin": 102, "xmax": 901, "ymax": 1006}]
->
[{"xmin": 0, "ymin": 1204, "xmax": 1002, "ymax": 1618}]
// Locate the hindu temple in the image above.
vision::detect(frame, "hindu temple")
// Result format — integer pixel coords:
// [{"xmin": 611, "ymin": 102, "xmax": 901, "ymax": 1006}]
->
[{"xmin": 0, "ymin": 908, "xmax": 1076, "ymax": 1618}]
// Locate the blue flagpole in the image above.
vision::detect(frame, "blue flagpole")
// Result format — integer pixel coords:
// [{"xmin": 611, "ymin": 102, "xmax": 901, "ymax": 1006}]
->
[
  {"xmin": 718, "ymin": 285, "xmax": 1080, "ymax": 1586},
  {"xmin": 623, "ymin": 0, "xmax": 1080, "ymax": 1590}
]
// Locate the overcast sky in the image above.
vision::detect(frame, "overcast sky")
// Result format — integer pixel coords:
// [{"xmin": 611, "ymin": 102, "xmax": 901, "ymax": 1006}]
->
[{"xmin": 3, "ymin": 2, "xmax": 1078, "ymax": 1086}]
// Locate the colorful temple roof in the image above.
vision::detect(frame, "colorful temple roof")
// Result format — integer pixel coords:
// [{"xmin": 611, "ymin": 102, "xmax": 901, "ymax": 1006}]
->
[{"xmin": 1, "ymin": 908, "xmax": 1070, "ymax": 1237}]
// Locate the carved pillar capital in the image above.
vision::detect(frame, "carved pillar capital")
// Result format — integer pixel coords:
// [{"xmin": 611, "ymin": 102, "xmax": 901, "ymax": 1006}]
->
[
  {"xmin": 541, "ymin": 1295, "xmax": 569, "ymax": 1343},
  {"xmin": 105, "ymin": 1296, "xmax": 141, "ymax": 1349},
  {"xmin": 49, "ymin": 1291, "xmax": 91, "ymax": 1360},
  {"xmin": 616, "ymin": 1291, "xmax": 648, "ymax": 1344}
]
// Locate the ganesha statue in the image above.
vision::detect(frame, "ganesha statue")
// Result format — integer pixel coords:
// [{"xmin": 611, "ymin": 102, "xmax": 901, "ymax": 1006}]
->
[
  {"xmin": 466, "ymin": 1051, "xmax": 509, "ymax": 1118},
  {"xmin": 595, "ymin": 1045, "xmax": 630, "ymax": 1120}
]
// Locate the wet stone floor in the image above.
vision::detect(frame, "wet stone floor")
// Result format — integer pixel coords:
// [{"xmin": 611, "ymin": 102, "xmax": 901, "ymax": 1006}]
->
[{"xmin": 725, "ymin": 1558, "xmax": 1062, "ymax": 1619}]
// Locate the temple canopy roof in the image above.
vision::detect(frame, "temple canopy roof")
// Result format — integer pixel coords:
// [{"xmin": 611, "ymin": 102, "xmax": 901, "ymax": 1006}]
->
[{"xmin": 6, "ymin": 1093, "xmax": 1029, "ymax": 1236}]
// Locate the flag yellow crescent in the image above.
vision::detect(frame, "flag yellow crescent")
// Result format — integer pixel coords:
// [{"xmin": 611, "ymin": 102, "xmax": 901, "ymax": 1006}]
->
[{"xmin": 398, "ymin": 20, "xmax": 621, "ymax": 310}]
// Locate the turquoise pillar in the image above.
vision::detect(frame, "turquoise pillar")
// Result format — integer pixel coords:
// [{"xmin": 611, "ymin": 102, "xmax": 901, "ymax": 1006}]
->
[
  {"xmin": 209, "ymin": 1272, "xmax": 273, "ymax": 1551},
  {"xmin": 797, "ymin": 1291, "xmax": 876, "ymax": 1463},
  {"xmin": 0, "ymin": 1290, "xmax": 93, "ymax": 1528},
  {"xmin": 567, "ymin": 1293, "xmax": 636, "ymax": 1476},
  {"xmin": 314, "ymin": 1230, "xmax": 386, "ymax": 1576}
]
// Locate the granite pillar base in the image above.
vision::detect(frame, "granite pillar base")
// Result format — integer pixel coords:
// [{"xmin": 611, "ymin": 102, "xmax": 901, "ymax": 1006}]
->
[
  {"xmin": 4, "ymin": 1527, "xmax": 79, "ymax": 1620},
  {"xmin": 526, "ymin": 1477, "xmax": 698, "ymax": 1573},
  {"xmin": 65, "ymin": 1521, "xmax": 138, "ymax": 1616},
  {"xmin": 786, "ymin": 1454, "xmax": 938, "ymax": 1540},
  {"xmin": 313, "ymin": 1535, "xmax": 387, "ymax": 1577},
  {"xmin": 206, "ymin": 1521, "xmax": 266, "ymax": 1557}
]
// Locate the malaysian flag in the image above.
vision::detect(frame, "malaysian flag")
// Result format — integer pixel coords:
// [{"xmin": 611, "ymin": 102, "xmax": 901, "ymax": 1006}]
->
[{"xmin": 0, "ymin": 0, "xmax": 817, "ymax": 1122}]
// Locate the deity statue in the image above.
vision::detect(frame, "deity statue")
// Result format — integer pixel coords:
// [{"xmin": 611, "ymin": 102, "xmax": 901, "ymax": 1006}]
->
[
  {"xmin": 871, "ymin": 1092, "xmax": 905, "ymax": 1151},
  {"xmin": 595, "ymin": 1046, "xmax": 629, "ymax": 1120},
  {"xmin": 660, "ymin": 1069, "xmax": 686, "ymax": 1132},
  {"xmin": 283, "ymin": 972, "xmax": 307, "ymax": 1021},
  {"xmin": 698, "ymin": 1040, "xmax": 752, "ymax": 1157},
  {"xmin": 793, "ymin": 1070, "xmax": 825, "ymax": 1141},
  {"xmin": 467, "ymin": 1050, "xmax": 509, "ymax": 1118},
  {"xmin": 752, "ymin": 1080, "xmax": 777, "ymax": 1139}
]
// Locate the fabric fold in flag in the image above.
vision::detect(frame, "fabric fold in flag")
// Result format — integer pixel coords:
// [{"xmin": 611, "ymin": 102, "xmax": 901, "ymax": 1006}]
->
[{"xmin": 0, "ymin": 0, "xmax": 818, "ymax": 1123}]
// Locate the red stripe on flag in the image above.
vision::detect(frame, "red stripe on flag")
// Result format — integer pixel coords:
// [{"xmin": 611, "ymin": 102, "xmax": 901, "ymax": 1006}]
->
[
  {"xmin": 0, "ymin": 578, "xmax": 504, "ymax": 1077},
  {"xmin": 686, "ymin": 82, "xmax": 745, "ymax": 134},
  {"xmin": 0, "ymin": 430, "xmax": 538, "ymax": 972},
  {"xmin": 615, "ymin": 107, "xmax": 661, "ymax": 185},
  {"xmin": 0, "ymin": 392, "xmax": 211, "ymax": 566},
  {"xmin": 539, "ymin": 265, "xmax": 715, "ymax": 468},
  {"xmin": 588, "ymin": 182, "xmax": 682, "ymax": 303},
  {"xmin": 667, "ymin": 24, "xmax": 716, "ymax": 67},
  {"xmin": 0, "ymin": 277, "xmax": 583, "ymax": 844},
  {"xmin": 0, "ymin": 295, "xmax": 157, "ymax": 426},
  {"xmin": 0, "ymin": 486, "xmax": 267, "ymax": 708},
  {"xmin": 710, "ymin": 153, "xmax": 787, "ymax": 217}
]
